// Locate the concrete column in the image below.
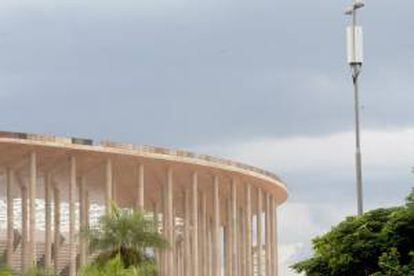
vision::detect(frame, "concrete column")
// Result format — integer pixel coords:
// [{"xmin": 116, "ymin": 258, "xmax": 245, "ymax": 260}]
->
[
  {"xmin": 175, "ymin": 241, "xmax": 179, "ymax": 276},
  {"xmin": 181, "ymin": 242, "xmax": 185, "ymax": 276},
  {"xmin": 181, "ymin": 242, "xmax": 184, "ymax": 276},
  {"xmin": 240, "ymin": 208, "xmax": 246, "ymax": 276},
  {"xmin": 166, "ymin": 168, "xmax": 174, "ymax": 276},
  {"xmin": 105, "ymin": 159, "xmax": 113, "ymax": 213},
  {"xmin": 243, "ymin": 223, "xmax": 246, "ymax": 276},
  {"xmin": 21, "ymin": 184, "xmax": 28, "ymax": 273},
  {"xmin": 231, "ymin": 180, "xmax": 238, "ymax": 276},
  {"xmin": 207, "ymin": 218, "xmax": 212, "ymax": 276},
  {"xmin": 172, "ymin": 205, "xmax": 177, "ymax": 276},
  {"xmin": 184, "ymin": 189, "xmax": 191, "ymax": 276},
  {"xmin": 176, "ymin": 243, "xmax": 181, "ymax": 276},
  {"xmin": 112, "ymin": 174, "xmax": 117, "ymax": 206},
  {"xmin": 6, "ymin": 169, "xmax": 15, "ymax": 267},
  {"xmin": 79, "ymin": 176, "xmax": 87, "ymax": 269},
  {"xmin": 153, "ymin": 202, "xmax": 161, "ymax": 273},
  {"xmin": 265, "ymin": 194, "xmax": 271, "ymax": 276},
  {"xmin": 257, "ymin": 188, "xmax": 263, "ymax": 276},
  {"xmin": 197, "ymin": 194, "xmax": 202, "ymax": 275},
  {"xmin": 69, "ymin": 156, "xmax": 76, "ymax": 276},
  {"xmin": 85, "ymin": 189, "xmax": 90, "ymax": 263},
  {"xmin": 161, "ymin": 186, "xmax": 166, "ymax": 276},
  {"xmin": 29, "ymin": 151, "xmax": 37, "ymax": 267},
  {"xmin": 137, "ymin": 164, "xmax": 145, "ymax": 211},
  {"xmin": 223, "ymin": 225, "xmax": 228, "ymax": 276},
  {"xmin": 213, "ymin": 176, "xmax": 221, "ymax": 276},
  {"xmin": 201, "ymin": 193, "xmax": 208, "ymax": 276},
  {"xmin": 45, "ymin": 173, "xmax": 52, "ymax": 268},
  {"xmin": 246, "ymin": 184, "xmax": 252, "ymax": 276},
  {"xmin": 226, "ymin": 199, "xmax": 232, "ymax": 276},
  {"xmin": 53, "ymin": 184, "xmax": 61, "ymax": 272},
  {"xmin": 172, "ymin": 203, "xmax": 176, "ymax": 273},
  {"xmin": 272, "ymin": 197, "xmax": 278, "ymax": 276},
  {"xmin": 191, "ymin": 172, "xmax": 199, "ymax": 276},
  {"xmin": 181, "ymin": 243, "xmax": 185, "ymax": 276},
  {"xmin": 237, "ymin": 211, "xmax": 241, "ymax": 276}
]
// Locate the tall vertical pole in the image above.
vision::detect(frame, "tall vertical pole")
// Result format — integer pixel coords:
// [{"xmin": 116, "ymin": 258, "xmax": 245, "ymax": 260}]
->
[
  {"xmin": 353, "ymin": 74, "xmax": 363, "ymax": 215},
  {"xmin": 192, "ymin": 172, "xmax": 199, "ymax": 276},
  {"xmin": 353, "ymin": 9, "xmax": 363, "ymax": 216},
  {"xmin": 29, "ymin": 151, "xmax": 37, "ymax": 267},
  {"xmin": 347, "ymin": 0, "xmax": 365, "ymax": 216},
  {"xmin": 6, "ymin": 169, "xmax": 15, "ymax": 267}
]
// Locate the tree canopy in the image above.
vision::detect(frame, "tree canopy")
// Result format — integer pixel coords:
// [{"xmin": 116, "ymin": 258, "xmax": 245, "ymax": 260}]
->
[
  {"xmin": 82, "ymin": 255, "xmax": 156, "ymax": 276},
  {"xmin": 291, "ymin": 188, "xmax": 414, "ymax": 276},
  {"xmin": 85, "ymin": 204, "xmax": 167, "ymax": 272}
]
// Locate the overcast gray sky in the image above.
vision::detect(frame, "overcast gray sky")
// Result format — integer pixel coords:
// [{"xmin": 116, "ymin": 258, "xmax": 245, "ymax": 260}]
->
[{"xmin": 1, "ymin": 0, "xmax": 413, "ymax": 274}]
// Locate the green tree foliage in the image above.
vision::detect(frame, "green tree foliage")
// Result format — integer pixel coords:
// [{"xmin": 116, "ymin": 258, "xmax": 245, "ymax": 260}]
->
[
  {"xmin": 82, "ymin": 255, "xmax": 157, "ymax": 276},
  {"xmin": 0, "ymin": 251, "xmax": 11, "ymax": 276},
  {"xmin": 371, "ymin": 248, "xmax": 414, "ymax": 276},
  {"xmin": 24, "ymin": 267, "xmax": 58, "ymax": 276},
  {"xmin": 0, "ymin": 266, "xmax": 57, "ymax": 276},
  {"xmin": 0, "ymin": 267, "xmax": 11, "ymax": 276},
  {"xmin": 291, "ymin": 189, "xmax": 414, "ymax": 275},
  {"xmin": 406, "ymin": 188, "xmax": 414, "ymax": 209},
  {"xmin": 84, "ymin": 204, "xmax": 167, "ymax": 271}
]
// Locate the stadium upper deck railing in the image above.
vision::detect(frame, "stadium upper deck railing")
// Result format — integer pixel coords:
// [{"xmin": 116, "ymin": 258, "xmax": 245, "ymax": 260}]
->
[{"xmin": 0, "ymin": 131, "xmax": 284, "ymax": 185}]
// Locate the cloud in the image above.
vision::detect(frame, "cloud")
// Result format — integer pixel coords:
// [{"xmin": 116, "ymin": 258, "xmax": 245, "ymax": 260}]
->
[
  {"xmin": 277, "ymin": 202, "xmax": 356, "ymax": 275},
  {"xmin": 193, "ymin": 128, "xmax": 414, "ymax": 179},
  {"xmin": 277, "ymin": 203, "xmax": 324, "ymax": 275},
  {"xmin": 0, "ymin": 0, "xmax": 413, "ymax": 146},
  {"xmin": 279, "ymin": 243, "xmax": 307, "ymax": 276},
  {"xmin": 194, "ymin": 128, "xmax": 414, "ymax": 274}
]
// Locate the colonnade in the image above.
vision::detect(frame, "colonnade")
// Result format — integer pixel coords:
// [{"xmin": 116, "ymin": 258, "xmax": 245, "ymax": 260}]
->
[{"xmin": 3, "ymin": 151, "xmax": 280, "ymax": 276}]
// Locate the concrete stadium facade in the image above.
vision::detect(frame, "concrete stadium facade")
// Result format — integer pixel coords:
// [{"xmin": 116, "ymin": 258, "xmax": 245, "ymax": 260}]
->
[{"xmin": 0, "ymin": 131, "xmax": 288, "ymax": 276}]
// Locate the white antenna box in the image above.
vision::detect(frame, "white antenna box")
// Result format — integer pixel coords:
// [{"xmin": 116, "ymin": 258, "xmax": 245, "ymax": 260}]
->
[{"xmin": 347, "ymin": 26, "xmax": 364, "ymax": 65}]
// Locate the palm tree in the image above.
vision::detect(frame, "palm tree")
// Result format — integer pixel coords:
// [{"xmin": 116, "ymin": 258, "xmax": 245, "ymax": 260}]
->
[
  {"xmin": 82, "ymin": 255, "xmax": 156, "ymax": 276},
  {"xmin": 84, "ymin": 204, "xmax": 167, "ymax": 270}
]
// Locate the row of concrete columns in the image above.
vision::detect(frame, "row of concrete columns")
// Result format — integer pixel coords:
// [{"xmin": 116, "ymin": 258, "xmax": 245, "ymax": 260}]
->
[
  {"xmin": 4, "ymin": 153, "xmax": 92, "ymax": 276},
  {"xmin": 5, "ymin": 152, "xmax": 40, "ymax": 272},
  {"xmin": 4, "ymin": 152, "xmax": 279, "ymax": 276},
  {"xmin": 157, "ymin": 172, "xmax": 279, "ymax": 276}
]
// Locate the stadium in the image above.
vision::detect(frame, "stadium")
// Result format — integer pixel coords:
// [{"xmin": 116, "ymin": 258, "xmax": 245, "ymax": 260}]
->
[{"xmin": 0, "ymin": 131, "xmax": 288, "ymax": 276}]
